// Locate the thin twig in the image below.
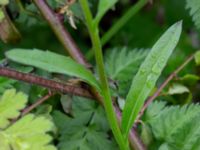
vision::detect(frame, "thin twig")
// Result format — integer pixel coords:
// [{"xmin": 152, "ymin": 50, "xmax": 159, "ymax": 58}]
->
[
  {"xmin": 136, "ymin": 54, "xmax": 194, "ymax": 123},
  {"xmin": 0, "ymin": 67, "xmax": 94, "ymax": 99},
  {"xmin": 21, "ymin": 91, "xmax": 54, "ymax": 116}
]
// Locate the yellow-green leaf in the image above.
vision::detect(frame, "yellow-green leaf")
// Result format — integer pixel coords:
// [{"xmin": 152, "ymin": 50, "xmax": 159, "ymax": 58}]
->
[
  {"xmin": 2, "ymin": 114, "xmax": 56, "ymax": 150},
  {"xmin": 0, "ymin": 89, "xmax": 27, "ymax": 129}
]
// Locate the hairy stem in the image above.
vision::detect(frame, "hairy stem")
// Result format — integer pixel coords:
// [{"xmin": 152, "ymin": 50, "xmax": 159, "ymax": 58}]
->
[{"xmin": 0, "ymin": 67, "xmax": 94, "ymax": 99}]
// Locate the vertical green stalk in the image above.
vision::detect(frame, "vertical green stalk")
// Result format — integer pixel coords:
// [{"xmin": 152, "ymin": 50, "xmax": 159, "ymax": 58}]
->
[
  {"xmin": 79, "ymin": 0, "xmax": 128, "ymax": 149},
  {"xmin": 86, "ymin": 0, "xmax": 148, "ymax": 59}
]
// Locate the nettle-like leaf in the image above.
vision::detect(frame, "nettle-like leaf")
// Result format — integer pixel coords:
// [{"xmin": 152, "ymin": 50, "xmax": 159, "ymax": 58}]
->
[
  {"xmin": 0, "ymin": 77, "xmax": 16, "ymax": 93},
  {"xmin": 53, "ymin": 96, "xmax": 118, "ymax": 150},
  {"xmin": 4, "ymin": 114, "xmax": 56, "ymax": 150},
  {"xmin": 145, "ymin": 102, "xmax": 200, "ymax": 150},
  {"xmin": 6, "ymin": 49, "xmax": 101, "ymax": 92},
  {"xmin": 121, "ymin": 21, "xmax": 182, "ymax": 138},
  {"xmin": 0, "ymin": 89, "xmax": 57, "ymax": 150},
  {"xmin": 94, "ymin": 0, "xmax": 118, "ymax": 24},
  {"xmin": 105, "ymin": 47, "xmax": 148, "ymax": 81},
  {"xmin": 186, "ymin": 0, "xmax": 200, "ymax": 29},
  {"xmin": 0, "ymin": 89, "xmax": 27, "ymax": 128}
]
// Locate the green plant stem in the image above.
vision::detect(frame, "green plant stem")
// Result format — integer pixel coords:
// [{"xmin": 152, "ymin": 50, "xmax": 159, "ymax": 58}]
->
[
  {"xmin": 79, "ymin": 1, "xmax": 128, "ymax": 149},
  {"xmin": 86, "ymin": 0, "xmax": 148, "ymax": 59}
]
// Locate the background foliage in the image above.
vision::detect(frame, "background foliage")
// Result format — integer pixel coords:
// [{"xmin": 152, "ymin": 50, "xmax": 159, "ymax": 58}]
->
[{"xmin": 1, "ymin": 0, "xmax": 200, "ymax": 149}]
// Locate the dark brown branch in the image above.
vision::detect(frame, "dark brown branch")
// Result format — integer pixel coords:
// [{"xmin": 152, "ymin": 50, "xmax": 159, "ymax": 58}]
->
[
  {"xmin": 0, "ymin": 67, "xmax": 94, "ymax": 99},
  {"xmin": 21, "ymin": 92, "xmax": 54, "ymax": 116},
  {"xmin": 33, "ymin": 0, "xmax": 90, "ymax": 68},
  {"xmin": 136, "ymin": 54, "xmax": 194, "ymax": 123}
]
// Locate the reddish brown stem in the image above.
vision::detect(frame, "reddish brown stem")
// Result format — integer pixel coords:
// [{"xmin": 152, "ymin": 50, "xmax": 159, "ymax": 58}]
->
[
  {"xmin": 136, "ymin": 54, "xmax": 194, "ymax": 123},
  {"xmin": 21, "ymin": 92, "xmax": 54, "ymax": 116},
  {"xmin": 0, "ymin": 67, "xmax": 94, "ymax": 99}
]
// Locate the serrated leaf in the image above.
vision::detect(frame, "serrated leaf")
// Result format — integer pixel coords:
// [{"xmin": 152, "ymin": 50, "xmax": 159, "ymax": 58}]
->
[
  {"xmin": 5, "ymin": 49, "xmax": 101, "ymax": 93},
  {"xmin": 146, "ymin": 102, "xmax": 200, "ymax": 150},
  {"xmin": 121, "ymin": 21, "xmax": 182, "ymax": 138},
  {"xmin": 105, "ymin": 47, "xmax": 148, "ymax": 81},
  {"xmin": 166, "ymin": 117, "xmax": 200, "ymax": 150},
  {"xmin": 94, "ymin": 0, "xmax": 118, "ymax": 25},
  {"xmin": 148, "ymin": 103, "xmax": 200, "ymax": 140},
  {"xmin": 53, "ymin": 97, "xmax": 116, "ymax": 150},
  {"xmin": 2, "ymin": 114, "xmax": 56, "ymax": 150},
  {"xmin": 0, "ymin": 77, "xmax": 16, "ymax": 93},
  {"xmin": 144, "ymin": 101, "xmax": 167, "ymax": 122},
  {"xmin": 186, "ymin": 0, "xmax": 200, "ymax": 29},
  {"xmin": 0, "ymin": 89, "xmax": 27, "ymax": 129}
]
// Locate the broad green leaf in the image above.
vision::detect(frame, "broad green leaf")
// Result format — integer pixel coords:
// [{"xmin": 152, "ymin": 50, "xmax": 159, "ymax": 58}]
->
[
  {"xmin": 0, "ymin": 89, "xmax": 27, "ymax": 129},
  {"xmin": 94, "ymin": 0, "xmax": 118, "ymax": 25},
  {"xmin": 6, "ymin": 49, "xmax": 101, "ymax": 93},
  {"xmin": 2, "ymin": 114, "xmax": 56, "ymax": 150},
  {"xmin": 121, "ymin": 21, "xmax": 182, "ymax": 138},
  {"xmin": 194, "ymin": 51, "xmax": 200, "ymax": 65}
]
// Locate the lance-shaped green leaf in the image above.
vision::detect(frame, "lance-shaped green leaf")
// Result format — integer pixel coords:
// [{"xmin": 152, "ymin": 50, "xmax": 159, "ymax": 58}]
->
[
  {"xmin": 121, "ymin": 21, "xmax": 182, "ymax": 139},
  {"xmin": 94, "ymin": 0, "xmax": 118, "ymax": 25},
  {"xmin": 6, "ymin": 49, "xmax": 101, "ymax": 93}
]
